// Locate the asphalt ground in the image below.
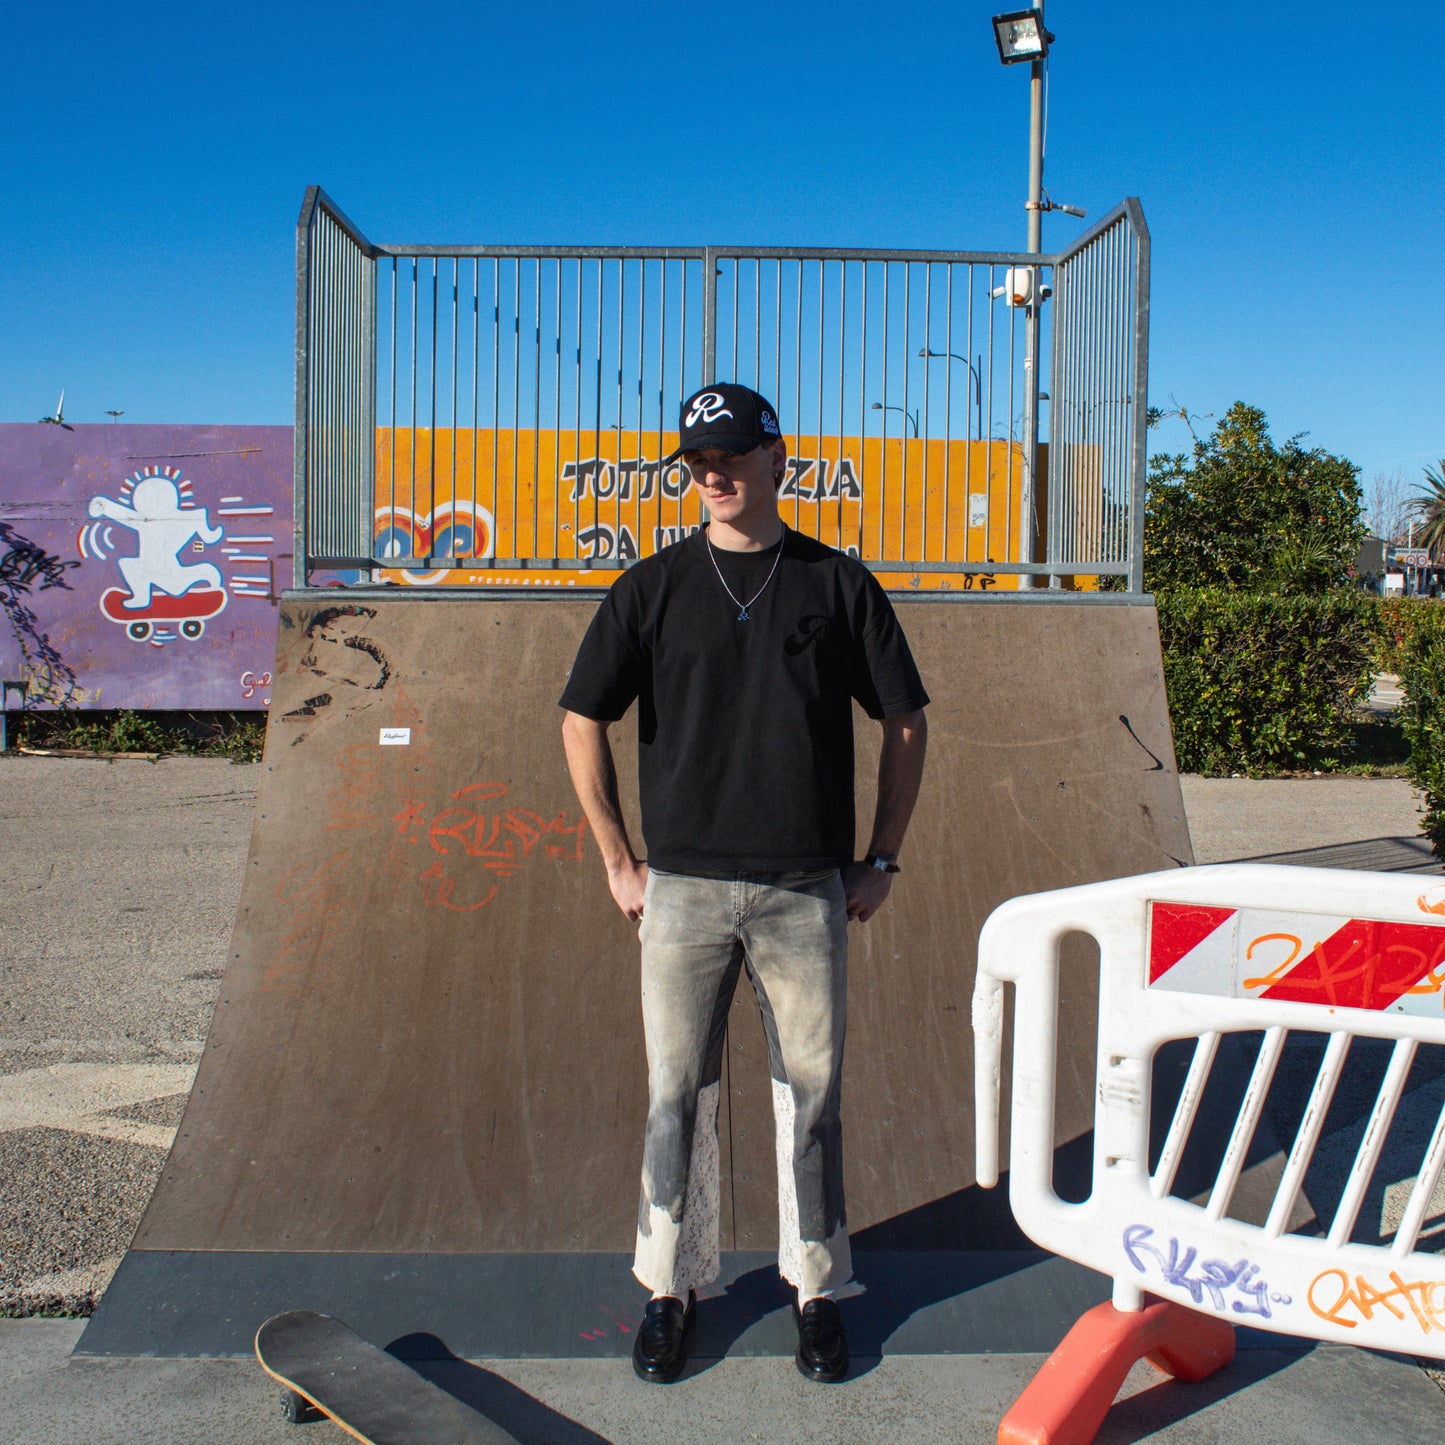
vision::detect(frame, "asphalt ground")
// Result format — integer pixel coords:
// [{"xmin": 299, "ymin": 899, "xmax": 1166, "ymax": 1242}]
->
[{"xmin": 2, "ymin": 756, "xmax": 1444, "ymax": 1441}]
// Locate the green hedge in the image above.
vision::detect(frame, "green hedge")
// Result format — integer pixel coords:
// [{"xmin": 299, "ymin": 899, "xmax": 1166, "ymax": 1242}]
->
[
  {"xmin": 1394, "ymin": 608, "xmax": 1445, "ymax": 854},
  {"xmin": 1157, "ymin": 589, "xmax": 1376, "ymax": 774},
  {"xmin": 1373, "ymin": 596, "xmax": 1443, "ymax": 674}
]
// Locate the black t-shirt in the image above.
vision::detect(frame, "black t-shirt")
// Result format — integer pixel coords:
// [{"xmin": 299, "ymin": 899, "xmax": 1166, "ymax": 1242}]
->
[{"xmin": 559, "ymin": 526, "xmax": 929, "ymax": 875}]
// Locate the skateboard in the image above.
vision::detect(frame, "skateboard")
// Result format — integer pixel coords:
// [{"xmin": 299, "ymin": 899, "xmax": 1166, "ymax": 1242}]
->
[
  {"xmin": 99, "ymin": 585, "xmax": 227, "ymax": 642},
  {"xmin": 254, "ymin": 1310, "xmax": 516, "ymax": 1444}
]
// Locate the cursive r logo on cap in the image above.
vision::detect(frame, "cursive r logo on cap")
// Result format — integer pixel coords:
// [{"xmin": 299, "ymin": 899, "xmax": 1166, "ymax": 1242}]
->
[{"xmin": 685, "ymin": 392, "xmax": 734, "ymax": 427}]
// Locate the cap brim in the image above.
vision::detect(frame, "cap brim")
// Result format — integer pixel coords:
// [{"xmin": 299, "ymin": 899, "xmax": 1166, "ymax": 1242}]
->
[{"xmin": 662, "ymin": 431, "xmax": 772, "ymax": 465}]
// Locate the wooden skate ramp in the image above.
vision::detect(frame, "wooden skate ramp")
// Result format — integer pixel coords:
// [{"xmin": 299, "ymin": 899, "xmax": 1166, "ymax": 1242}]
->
[{"xmin": 86, "ymin": 591, "xmax": 1191, "ymax": 1354}]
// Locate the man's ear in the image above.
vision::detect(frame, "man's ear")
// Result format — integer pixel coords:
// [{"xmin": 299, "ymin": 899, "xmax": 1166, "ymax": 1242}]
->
[{"xmin": 770, "ymin": 437, "xmax": 788, "ymax": 488}]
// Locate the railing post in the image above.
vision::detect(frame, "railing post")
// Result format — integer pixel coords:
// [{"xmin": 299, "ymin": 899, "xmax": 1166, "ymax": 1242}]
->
[
  {"xmin": 293, "ymin": 188, "xmax": 320, "ymax": 591},
  {"xmin": 1127, "ymin": 199, "xmax": 1151, "ymax": 596},
  {"xmin": 702, "ymin": 247, "xmax": 719, "ymax": 386}
]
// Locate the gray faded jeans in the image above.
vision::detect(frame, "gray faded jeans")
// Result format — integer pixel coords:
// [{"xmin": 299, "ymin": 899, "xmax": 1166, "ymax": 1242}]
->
[{"xmin": 632, "ymin": 867, "xmax": 852, "ymax": 1299}]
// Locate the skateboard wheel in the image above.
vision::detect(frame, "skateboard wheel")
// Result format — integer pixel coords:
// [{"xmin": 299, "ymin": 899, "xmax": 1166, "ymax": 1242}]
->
[
  {"xmin": 126, "ymin": 620, "xmax": 152, "ymax": 642},
  {"xmin": 180, "ymin": 618, "xmax": 204, "ymax": 639},
  {"xmin": 280, "ymin": 1387, "xmax": 323, "ymax": 1424}
]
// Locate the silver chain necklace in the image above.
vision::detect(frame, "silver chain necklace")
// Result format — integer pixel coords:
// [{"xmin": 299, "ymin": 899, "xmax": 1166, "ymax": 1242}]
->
[{"xmin": 706, "ymin": 531, "xmax": 785, "ymax": 622}]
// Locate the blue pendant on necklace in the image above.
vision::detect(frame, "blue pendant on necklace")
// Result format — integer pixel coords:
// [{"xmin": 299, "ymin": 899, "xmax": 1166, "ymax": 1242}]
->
[{"xmin": 737, "ymin": 608, "xmax": 750, "ymax": 622}]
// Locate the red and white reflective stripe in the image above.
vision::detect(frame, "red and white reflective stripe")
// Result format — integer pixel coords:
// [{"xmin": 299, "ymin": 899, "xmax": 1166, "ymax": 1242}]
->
[{"xmin": 1147, "ymin": 901, "xmax": 1445, "ymax": 1014}]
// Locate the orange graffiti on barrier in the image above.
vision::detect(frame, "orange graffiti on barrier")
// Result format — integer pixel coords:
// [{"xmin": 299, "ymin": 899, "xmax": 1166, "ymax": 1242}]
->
[
  {"xmin": 1308, "ymin": 1267, "xmax": 1445, "ymax": 1335},
  {"xmin": 1241, "ymin": 926, "xmax": 1445, "ymax": 1012}
]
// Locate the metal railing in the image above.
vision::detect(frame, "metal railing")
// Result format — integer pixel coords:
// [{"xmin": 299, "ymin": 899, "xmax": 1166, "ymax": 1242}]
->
[
  {"xmin": 1048, "ymin": 200, "xmax": 1150, "ymax": 593},
  {"xmin": 293, "ymin": 188, "xmax": 1150, "ymax": 594},
  {"xmin": 294, "ymin": 190, "xmax": 374, "ymax": 581}
]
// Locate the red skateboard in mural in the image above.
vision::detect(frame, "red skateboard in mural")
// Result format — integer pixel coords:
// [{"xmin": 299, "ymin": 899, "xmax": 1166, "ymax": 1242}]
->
[{"xmin": 99, "ymin": 586, "xmax": 228, "ymax": 643}]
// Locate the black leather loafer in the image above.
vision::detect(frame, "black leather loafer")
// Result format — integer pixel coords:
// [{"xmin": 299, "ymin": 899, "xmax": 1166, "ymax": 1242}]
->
[
  {"xmin": 794, "ymin": 1297, "xmax": 849, "ymax": 1382},
  {"xmin": 631, "ymin": 1291, "xmax": 696, "ymax": 1384}
]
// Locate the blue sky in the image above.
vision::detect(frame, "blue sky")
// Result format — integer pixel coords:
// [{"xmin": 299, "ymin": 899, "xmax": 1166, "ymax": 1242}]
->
[{"xmin": 3, "ymin": 0, "xmax": 1439, "ymax": 488}]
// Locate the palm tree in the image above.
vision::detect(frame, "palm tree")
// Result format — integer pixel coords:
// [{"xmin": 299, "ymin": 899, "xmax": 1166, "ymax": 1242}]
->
[{"xmin": 1411, "ymin": 461, "xmax": 1445, "ymax": 558}]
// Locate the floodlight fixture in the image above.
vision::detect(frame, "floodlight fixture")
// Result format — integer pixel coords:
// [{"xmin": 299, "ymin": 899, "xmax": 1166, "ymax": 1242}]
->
[{"xmin": 992, "ymin": 8, "xmax": 1053, "ymax": 65}]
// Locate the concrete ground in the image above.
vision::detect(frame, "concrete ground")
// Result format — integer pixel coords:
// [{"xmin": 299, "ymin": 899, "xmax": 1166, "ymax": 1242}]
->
[{"xmin": 2, "ymin": 757, "xmax": 1444, "ymax": 1441}]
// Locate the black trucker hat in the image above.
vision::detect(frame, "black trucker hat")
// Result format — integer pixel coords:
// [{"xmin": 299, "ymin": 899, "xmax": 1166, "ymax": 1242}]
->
[{"xmin": 664, "ymin": 383, "xmax": 783, "ymax": 463}]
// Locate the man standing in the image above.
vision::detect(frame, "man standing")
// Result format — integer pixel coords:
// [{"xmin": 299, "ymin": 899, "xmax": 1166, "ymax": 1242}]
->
[{"xmin": 559, "ymin": 383, "xmax": 928, "ymax": 1385}]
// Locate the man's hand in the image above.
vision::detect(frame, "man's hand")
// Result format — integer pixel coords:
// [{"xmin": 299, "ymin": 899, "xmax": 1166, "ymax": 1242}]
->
[
  {"xmin": 842, "ymin": 862, "xmax": 892, "ymax": 923},
  {"xmin": 608, "ymin": 858, "xmax": 649, "ymax": 922}
]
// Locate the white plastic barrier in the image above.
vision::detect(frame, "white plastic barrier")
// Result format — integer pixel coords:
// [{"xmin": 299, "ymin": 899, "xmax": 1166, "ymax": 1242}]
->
[{"xmin": 974, "ymin": 864, "xmax": 1445, "ymax": 1356}]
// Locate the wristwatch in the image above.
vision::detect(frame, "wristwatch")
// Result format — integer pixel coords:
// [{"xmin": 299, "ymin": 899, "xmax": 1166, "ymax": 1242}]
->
[{"xmin": 864, "ymin": 851, "xmax": 901, "ymax": 874}]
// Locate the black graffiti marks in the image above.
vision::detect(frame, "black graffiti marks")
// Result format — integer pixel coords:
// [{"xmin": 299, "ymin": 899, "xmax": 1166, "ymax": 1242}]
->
[
  {"xmin": 777, "ymin": 457, "xmax": 862, "ymax": 504},
  {"xmin": 0, "ymin": 522, "xmax": 79, "ymax": 705},
  {"xmin": 284, "ymin": 693, "xmax": 333, "ymax": 720},
  {"xmin": 282, "ymin": 605, "xmax": 390, "ymax": 742},
  {"xmin": 563, "ymin": 454, "xmax": 865, "ymax": 508},
  {"xmin": 563, "ymin": 457, "xmax": 690, "ymax": 504},
  {"xmin": 1119, "ymin": 714, "xmax": 1166, "ymax": 772},
  {"xmin": 0, "ymin": 532, "xmax": 78, "ymax": 592},
  {"xmin": 342, "ymin": 633, "xmax": 391, "ymax": 688}
]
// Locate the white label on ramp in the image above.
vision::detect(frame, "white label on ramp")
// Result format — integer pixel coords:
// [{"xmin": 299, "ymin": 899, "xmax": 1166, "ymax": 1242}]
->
[{"xmin": 379, "ymin": 728, "xmax": 411, "ymax": 746}]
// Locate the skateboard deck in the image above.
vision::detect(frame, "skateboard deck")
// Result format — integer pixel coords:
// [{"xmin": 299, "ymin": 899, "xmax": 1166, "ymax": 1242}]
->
[
  {"xmin": 99, "ymin": 586, "xmax": 228, "ymax": 621},
  {"xmin": 255, "ymin": 1310, "xmax": 515, "ymax": 1444},
  {"xmin": 99, "ymin": 585, "xmax": 227, "ymax": 642}
]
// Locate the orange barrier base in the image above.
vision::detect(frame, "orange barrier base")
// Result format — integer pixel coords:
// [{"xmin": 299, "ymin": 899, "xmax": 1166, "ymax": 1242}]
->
[{"xmin": 997, "ymin": 1298, "xmax": 1236, "ymax": 1445}]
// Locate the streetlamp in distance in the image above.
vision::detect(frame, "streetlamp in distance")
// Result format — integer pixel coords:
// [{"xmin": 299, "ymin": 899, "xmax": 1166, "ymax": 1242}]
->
[
  {"xmin": 919, "ymin": 348, "xmax": 983, "ymax": 442},
  {"xmin": 870, "ymin": 401, "xmax": 918, "ymax": 437},
  {"xmin": 105, "ymin": 410, "xmax": 125, "ymax": 424}
]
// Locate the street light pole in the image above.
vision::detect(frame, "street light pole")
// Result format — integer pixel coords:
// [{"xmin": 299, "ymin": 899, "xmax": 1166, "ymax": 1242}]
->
[
  {"xmin": 871, "ymin": 401, "xmax": 919, "ymax": 437},
  {"xmin": 918, "ymin": 349, "xmax": 983, "ymax": 442},
  {"xmin": 1020, "ymin": 1, "xmax": 1046, "ymax": 587}
]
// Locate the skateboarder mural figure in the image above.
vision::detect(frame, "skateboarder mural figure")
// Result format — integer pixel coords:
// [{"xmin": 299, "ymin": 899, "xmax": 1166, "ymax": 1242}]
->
[{"xmin": 87, "ymin": 469, "xmax": 224, "ymax": 609}]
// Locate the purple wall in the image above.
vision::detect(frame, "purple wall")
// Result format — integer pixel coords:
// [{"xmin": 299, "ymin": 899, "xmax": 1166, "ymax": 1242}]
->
[{"xmin": 0, "ymin": 424, "xmax": 292, "ymax": 710}]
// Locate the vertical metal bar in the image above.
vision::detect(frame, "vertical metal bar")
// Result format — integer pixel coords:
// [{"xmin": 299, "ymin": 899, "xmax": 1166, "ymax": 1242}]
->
[
  {"xmin": 942, "ymin": 265, "xmax": 953, "ymax": 562},
  {"xmin": 1128, "ymin": 203, "xmax": 1151, "ymax": 591},
  {"xmin": 837, "ymin": 261, "xmax": 846, "ymax": 552},
  {"xmin": 879, "ymin": 261, "xmax": 890, "ymax": 561},
  {"xmin": 533, "ymin": 259, "xmax": 543, "ymax": 560},
  {"xmin": 593, "ymin": 257, "xmax": 603, "ymax": 553},
  {"xmin": 815, "ymin": 261, "xmax": 824, "ymax": 545},
  {"xmin": 637, "ymin": 259, "xmax": 647, "ymax": 557},
  {"xmin": 773, "ymin": 259, "xmax": 783, "ymax": 422},
  {"xmin": 492, "ymin": 258, "xmax": 501, "ymax": 563},
  {"xmin": 410, "ymin": 258, "xmax": 418, "ymax": 558},
  {"xmin": 797, "ymin": 258, "xmax": 809, "ymax": 537},
  {"xmin": 677, "ymin": 258, "xmax": 687, "ymax": 537},
  {"xmin": 554, "ymin": 259, "xmax": 563, "ymax": 561},
  {"xmin": 511, "ymin": 258, "xmax": 521, "ymax": 557},
  {"xmin": 574, "ymin": 257, "xmax": 583, "ymax": 557},
  {"xmin": 901, "ymin": 261, "xmax": 910, "ymax": 561},
  {"xmin": 292, "ymin": 191, "xmax": 318, "ymax": 588},
  {"xmin": 472, "ymin": 258, "xmax": 480, "ymax": 563},
  {"xmin": 985, "ymin": 268, "xmax": 996, "ymax": 569},
  {"xmin": 858, "ymin": 261, "xmax": 868, "ymax": 557},
  {"xmin": 361, "ymin": 234, "xmax": 376, "ymax": 570},
  {"xmin": 702, "ymin": 246, "xmax": 718, "ymax": 386},
  {"xmin": 390, "ymin": 259, "xmax": 398, "ymax": 550},
  {"xmin": 617, "ymin": 257, "xmax": 626, "ymax": 558},
  {"xmin": 449, "ymin": 259, "xmax": 458, "ymax": 559},
  {"xmin": 920, "ymin": 264, "xmax": 932, "ymax": 561},
  {"xmin": 428, "ymin": 259, "xmax": 438, "ymax": 559}
]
